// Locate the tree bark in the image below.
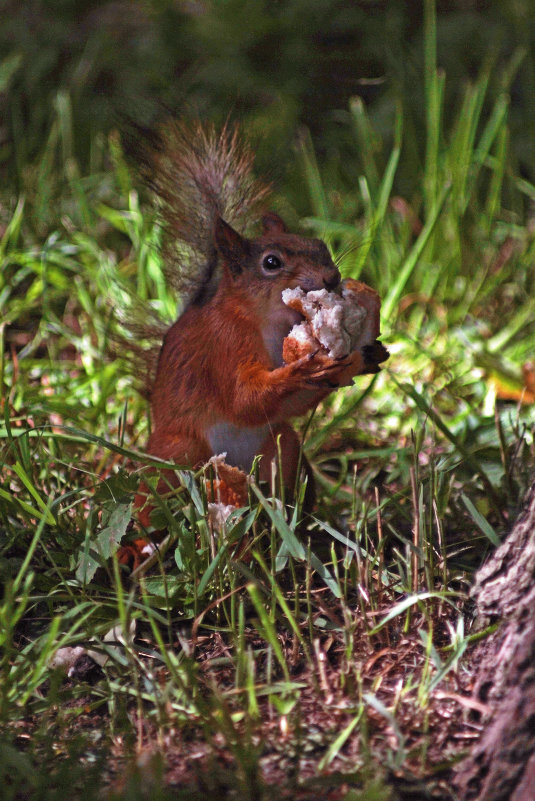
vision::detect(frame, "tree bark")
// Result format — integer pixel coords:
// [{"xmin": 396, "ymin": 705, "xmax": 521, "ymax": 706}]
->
[{"xmin": 454, "ymin": 480, "xmax": 535, "ymax": 801}]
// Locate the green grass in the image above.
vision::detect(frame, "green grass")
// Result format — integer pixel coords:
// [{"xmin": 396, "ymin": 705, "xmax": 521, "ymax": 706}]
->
[{"xmin": 1, "ymin": 13, "xmax": 535, "ymax": 799}]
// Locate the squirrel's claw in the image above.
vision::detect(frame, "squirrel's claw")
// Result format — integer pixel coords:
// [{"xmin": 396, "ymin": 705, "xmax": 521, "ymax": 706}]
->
[
  {"xmin": 362, "ymin": 341, "xmax": 389, "ymax": 372},
  {"xmin": 305, "ymin": 379, "xmax": 340, "ymax": 389},
  {"xmin": 296, "ymin": 355, "xmax": 351, "ymax": 389}
]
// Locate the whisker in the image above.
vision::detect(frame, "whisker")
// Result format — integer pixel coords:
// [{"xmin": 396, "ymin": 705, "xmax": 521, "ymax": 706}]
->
[{"xmin": 333, "ymin": 233, "xmax": 375, "ymax": 266}]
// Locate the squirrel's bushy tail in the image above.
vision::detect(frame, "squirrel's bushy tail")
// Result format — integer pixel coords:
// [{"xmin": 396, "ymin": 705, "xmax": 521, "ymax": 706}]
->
[
  {"xmin": 110, "ymin": 120, "xmax": 270, "ymax": 397},
  {"xmin": 144, "ymin": 120, "xmax": 270, "ymax": 303}
]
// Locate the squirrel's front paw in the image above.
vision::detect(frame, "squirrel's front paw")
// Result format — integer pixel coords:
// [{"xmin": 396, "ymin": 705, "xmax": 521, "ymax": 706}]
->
[
  {"xmin": 288, "ymin": 352, "xmax": 352, "ymax": 389},
  {"xmin": 362, "ymin": 341, "xmax": 389, "ymax": 373}
]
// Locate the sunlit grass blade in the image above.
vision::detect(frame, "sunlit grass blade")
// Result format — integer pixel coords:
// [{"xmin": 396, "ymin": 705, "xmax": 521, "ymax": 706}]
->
[
  {"xmin": 318, "ymin": 710, "xmax": 363, "ymax": 770},
  {"xmin": 0, "ymin": 196, "xmax": 24, "ymax": 258},
  {"xmin": 247, "ymin": 581, "xmax": 290, "ymax": 683},
  {"xmin": 249, "ymin": 481, "xmax": 305, "ymax": 560},
  {"xmin": 381, "ymin": 181, "xmax": 451, "ymax": 321},
  {"xmin": 397, "ymin": 379, "xmax": 504, "ymax": 516},
  {"xmin": 423, "ymin": 0, "xmax": 444, "ymax": 218},
  {"xmin": 461, "ymin": 494, "xmax": 500, "ymax": 546},
  {"xmin": 349, "ymin": 96, "xmax": 381, "ymax": 195},
  {"xmin": 369, "ymin": 592, "xmax": 459, "ymax": 636},
  {"xmin": 253, "ymin": 551, "xmax": 311, "ymax": 663},
  {"xmin": 297, "ymin": 129, "xmax": 330, "ymax": 235}
]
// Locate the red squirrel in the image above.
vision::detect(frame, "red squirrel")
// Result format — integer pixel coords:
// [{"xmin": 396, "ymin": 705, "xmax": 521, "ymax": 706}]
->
[{"xmin": 128, "ymin": 122, "xmax": 388, "ymax": 535}]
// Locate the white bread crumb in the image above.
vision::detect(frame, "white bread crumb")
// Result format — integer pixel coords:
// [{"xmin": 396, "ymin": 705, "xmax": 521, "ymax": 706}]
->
[
  {"xmin": 207, "ymin": 502, "xmax": 236, "ymax": 532},
  {"xmin": 282, "ymin": 286, "xmax": 367, "ymax": 359}
]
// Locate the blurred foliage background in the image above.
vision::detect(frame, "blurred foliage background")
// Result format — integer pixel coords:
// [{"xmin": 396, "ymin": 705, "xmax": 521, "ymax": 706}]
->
[
  {"xmin": 1, "ymin": 5, "xmax": 535, "ymax": 795},
  {"xmin": 2, "ymin": 0, "xmax": 535, "ymax": 203}
]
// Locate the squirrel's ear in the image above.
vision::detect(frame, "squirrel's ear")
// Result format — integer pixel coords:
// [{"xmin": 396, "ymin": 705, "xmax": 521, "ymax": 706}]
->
[
  {"xmin": 262, "ymin": 212, "xmax": 288, "ymax": 235},
  {"xmin": 214, "ymin": 217, "xmax": 249, "ymax": 274}
]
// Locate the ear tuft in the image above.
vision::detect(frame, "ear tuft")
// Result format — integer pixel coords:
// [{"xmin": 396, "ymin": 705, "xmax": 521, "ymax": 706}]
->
[
  {"xmin": 262, "ymin": 212, "xmax": 288, "ymax": 235},
  {"xmin": 214, "ymin": 217, "xmax": 249, "ymax": 274}
]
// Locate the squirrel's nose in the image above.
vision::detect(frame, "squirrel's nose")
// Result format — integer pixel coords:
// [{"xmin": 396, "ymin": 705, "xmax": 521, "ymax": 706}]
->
[{"xmin": 323, "ymin": 268, "xmax": 341, "ymax": 291}]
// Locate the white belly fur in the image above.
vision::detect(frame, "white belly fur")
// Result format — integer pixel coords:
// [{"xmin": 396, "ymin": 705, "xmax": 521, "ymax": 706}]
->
[{"xmin": 206, "ymin": 422, "xmax": 271, "ymax": 472}]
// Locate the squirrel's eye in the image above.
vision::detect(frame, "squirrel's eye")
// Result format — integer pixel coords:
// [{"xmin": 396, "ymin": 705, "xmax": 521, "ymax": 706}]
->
[{"xmin": 262, "ymin": 254, "xmax": 282, "ymax": 271}]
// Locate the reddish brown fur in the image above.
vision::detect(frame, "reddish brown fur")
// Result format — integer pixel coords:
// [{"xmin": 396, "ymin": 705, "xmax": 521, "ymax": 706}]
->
[
  {"xmin": 134, "ymin": 222, "xmax": 386, "ymax": 532},
  {"xmin": 127, "ymin": 125, "xmax": 388, "ymax": 539}
]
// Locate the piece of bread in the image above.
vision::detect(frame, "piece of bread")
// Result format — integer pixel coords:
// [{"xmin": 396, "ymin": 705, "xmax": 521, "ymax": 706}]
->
[
  {"xmin": 282, "ymin": 279, "xmax": 382, "ymax": 364},
  {"xmin": 341, "ymin": 278, "xmax": 381, "ymax": 346}
]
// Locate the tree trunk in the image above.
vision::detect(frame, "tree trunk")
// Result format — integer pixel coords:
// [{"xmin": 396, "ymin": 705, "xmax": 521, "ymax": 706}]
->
[{"xmin": 454, "ymin": 480, "xmax": 535, "ymax": 801}]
